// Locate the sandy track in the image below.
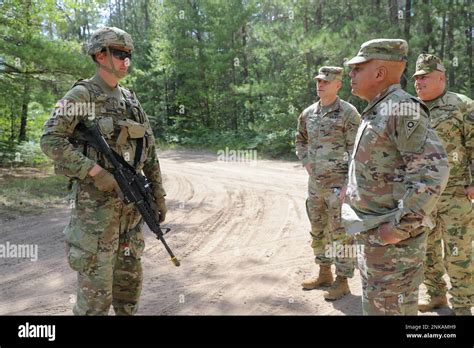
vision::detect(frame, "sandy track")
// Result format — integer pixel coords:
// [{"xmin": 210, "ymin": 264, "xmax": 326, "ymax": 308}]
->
[{"xmin": 0, "ymin": 149, "xmax": 450, "ymax": 315}]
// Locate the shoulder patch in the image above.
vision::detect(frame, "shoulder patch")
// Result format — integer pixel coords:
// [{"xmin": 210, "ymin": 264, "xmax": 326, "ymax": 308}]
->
[
  {"xmin": 404, "ymin": 119, "xmax": 419, "ymax": 138},
  {"xmin": 50, "ymin": 99, "xmax": 69, "ymax": 117},
  {"xmin": 396, "ymin": 116, "xmax": 428, "ymax": 153}
]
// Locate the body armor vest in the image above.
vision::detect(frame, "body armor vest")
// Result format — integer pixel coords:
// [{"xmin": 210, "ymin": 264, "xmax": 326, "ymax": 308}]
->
[{"xmin": 70, "ymin": 79, "xmax": 152, "ymax": 172}]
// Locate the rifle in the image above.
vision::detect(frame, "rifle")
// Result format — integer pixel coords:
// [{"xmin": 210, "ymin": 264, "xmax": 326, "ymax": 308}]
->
[{"xmin": 75, "ymin": 121, "xmax": 180, "ymax": 267}]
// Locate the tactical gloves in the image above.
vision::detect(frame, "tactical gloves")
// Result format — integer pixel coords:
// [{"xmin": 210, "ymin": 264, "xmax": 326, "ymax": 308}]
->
[
  {"xmin": 92, "ymin": 168, "xmax": 118, "ymax": 192},
  {"xmin": 154, "ymin": 195, "xmax": 167, "ymax": 223}
]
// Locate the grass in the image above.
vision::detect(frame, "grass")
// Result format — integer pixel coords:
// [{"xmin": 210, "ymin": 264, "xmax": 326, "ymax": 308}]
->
[{"xmin": 0, "ymin": 168, "xmax": 70, "ymax": 219}]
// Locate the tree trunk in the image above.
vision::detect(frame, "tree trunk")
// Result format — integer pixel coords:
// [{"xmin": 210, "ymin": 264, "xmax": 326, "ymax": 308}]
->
[
  {"xmin": 241, "ymin": 21, "xmax": 253, "ymax": 123},
  {"xmin": 192, "ymin": 1, "xmax": 211, "ymax": 128},
  {"xmin": 231, "ymin": 32, "xmax": 238, "ymax": 131},
  {"xmin": 389, "ymin": 0, "xmax": 398, "ymax": 25},
  {"xmin": 18, "ymin": 0, "xmax": 32, "ymax": 142},
  {"xmin": 303, "ymin": 9, "xmax": 313, "ymax": 104},
  {"xmin": 9, "ymin": 109, "xmax": 16, "ymax": 146},
  {"xmin": 404, "ymin": 0, "xmax": 411, "ymax": 40},
  {"xmin": 143, "ymin": 0, "xmax": 149, "ymax": 30},
  {"xmin": 422, "ymin": 0, "xmax": 433, "ymax": 52},
  {"xmin": 109, "ymin": 0, "xmax": 114, "ymax": 26},
  {"xmin": 439, "ymin": 8, "xmax": 447, "ymax": 59},
  {"xmin": 19, "ymin": 83, "xmax": 30, "ymax": 142},
  {"xmin": 347, "ymin": 0, "xmax": 354, "ymax": 21},
  {"xmin": 315, "ymin": 0, "xmax": 323, "ymax": 27},
  {"xmin": 116, "ymin": 0, "xmax": 121, "ymax": 28},
  {"xmin": 447, "ymin": 0, "xmax": 455, "ymax": 88},
  {"xmin": 374, "ymin": 0, "xmax": 381, "ymax": 12},
  {"xmin": 122, "ymin": 0, "xmax": 127, "ymax": 28},
  {"xmin": 466, "ymin": 0, "xmax": 473, "ymax": 96}
]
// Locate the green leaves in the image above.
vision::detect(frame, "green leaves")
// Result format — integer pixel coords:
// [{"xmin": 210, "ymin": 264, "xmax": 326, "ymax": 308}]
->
[{"xmin": 0, "ymin": 0, "xmax": 472, "ymax": 161}]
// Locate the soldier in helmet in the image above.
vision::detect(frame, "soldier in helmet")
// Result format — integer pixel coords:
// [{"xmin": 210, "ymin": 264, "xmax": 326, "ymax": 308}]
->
[
  {"xmin": 40, "ymin": 27, "xmax": 167, "ymax": 315},
  {"xmin": 296, "ymin": 66, "xmax": 360, "ymax": 301},
  {"xmin": 342, "ymin": 39, "xmax": 449, "ymax": 315},
  {"xmin": 413, "ymin": 53, "xmax": 473, "ymax": 316}
]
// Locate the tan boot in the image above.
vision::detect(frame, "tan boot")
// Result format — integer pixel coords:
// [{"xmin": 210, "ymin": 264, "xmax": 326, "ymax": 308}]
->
[
  {"xmin": 301, "ymin": 265, "xmax": 333, "ymax": 290},
  {"xmin": 323, "ymin": 276, "xmax": 350, "ymax": 301},
  {"xmin": 418, "ymin": 295, "xmax": 448, "ymax": 312}
]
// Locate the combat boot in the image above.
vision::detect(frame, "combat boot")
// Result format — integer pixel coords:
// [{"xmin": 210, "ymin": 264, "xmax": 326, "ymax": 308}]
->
[
  {"xmin": 301, "ymin": 265, "xmax": 333, "ymax": 290},
  {"xmin": 323, "ymin": 275, "xmax": 350, "ymax": 301},
  {"xmin": 453, "ymin": 307, "xmax": 472, "ymax": 316},
  {"xmin": 418, "ymin": 295, "xmax": 448, "ymax": 312}
]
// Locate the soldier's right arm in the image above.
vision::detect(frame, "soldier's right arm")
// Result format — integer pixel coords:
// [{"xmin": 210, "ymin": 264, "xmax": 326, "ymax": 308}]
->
[
  {"xmin": 295, "ymin": 111, "xmax": 309, "ymax": 166},
  {"xmin": 461, "ymin": 98, "xmax": 474, "ymax": 183},
  {"xmin": 343, "ymin": 106, "xmax": 361, "ymax": 154},
  {"xmin": 40, "ymin": 85, "xmax": 96, "ymax": 180},
  {"xmin": 389, "ymin": 104, "xmax": 449, "ymax": 233}
]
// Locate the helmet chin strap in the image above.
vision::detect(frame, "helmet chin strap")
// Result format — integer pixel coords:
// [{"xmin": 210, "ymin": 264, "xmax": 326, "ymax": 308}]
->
[{"xmin": 95, "ymin": 46, "xmax": 127, "ymax": 79}]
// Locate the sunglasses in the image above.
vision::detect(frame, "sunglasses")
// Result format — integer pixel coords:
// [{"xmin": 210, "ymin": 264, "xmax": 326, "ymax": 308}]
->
[{"xmin": 102, "ymin": 48, "xmax": 132, "ymax": 60}]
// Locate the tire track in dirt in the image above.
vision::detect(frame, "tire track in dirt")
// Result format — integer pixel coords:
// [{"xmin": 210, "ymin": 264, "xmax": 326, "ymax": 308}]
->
[{"xmin": 2, "ymin": 149, "xmax": 456, "ymax": 315}]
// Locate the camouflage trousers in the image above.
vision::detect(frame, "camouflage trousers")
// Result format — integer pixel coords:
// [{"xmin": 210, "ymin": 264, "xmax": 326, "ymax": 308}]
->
[
  {"xmin": 306, "ymin": 176, "xmax": 355, "ymax": 278},
  {"xmin": 356, "ymin": 228, "xmax": 427, "ymax": 315},
  {"xmin": 65, "ymin": 181, "xmax": 145, "ymax": 315},
  {"xmin": 423, "ymin": 186, "xmax": 473, "ymax": 309}
]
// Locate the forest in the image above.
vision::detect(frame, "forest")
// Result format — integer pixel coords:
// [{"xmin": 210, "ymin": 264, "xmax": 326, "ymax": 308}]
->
[{"xmin": 0, "ymin": 0, "xmax": 472, "ymax": 164}]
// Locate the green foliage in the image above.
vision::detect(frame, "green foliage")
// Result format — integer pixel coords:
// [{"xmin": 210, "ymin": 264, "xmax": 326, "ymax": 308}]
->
[
  {"xmin": 0, "ymin": 0, "xmax": 472, "ymax": 161},
  {"xmin": 14, "ymin": 141, "xmax": 51, "ymax": 166},
  {"xmin": 135, "ymin": 0, "xmax": 473, "ymax": 157},
  {"xmin": 0, "ymin": 172, "xmax": 69, "ymax": 217},
  {"xmin": 0, "ymin": 0, "xmax": 98, "ymax": 165},
  {"xmin": 0, "ymin": 140, "xmax": 51, "ymax": 166}
]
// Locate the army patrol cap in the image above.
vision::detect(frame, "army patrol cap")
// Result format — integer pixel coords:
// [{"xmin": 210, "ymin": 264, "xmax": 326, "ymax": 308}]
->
[
  {"xmin": 83, "ymin": 26, "xmax": 134, "ymax": 56},
  {"xmin": 412, "ymin": 53, "xmax": 446, "ymax": 77},
  {"xmin": 345, "ymin": 39, "xmax": 408, "ymax": 66},
  {"xmin": 314, "ymin": 66, "xmax": 344, "ymax": 81}
]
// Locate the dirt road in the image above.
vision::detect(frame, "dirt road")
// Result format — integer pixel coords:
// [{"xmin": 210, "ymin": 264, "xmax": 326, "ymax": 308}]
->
[{"xmin": 0, "ymin": 150, "xmax": 448, "ymax": 315}]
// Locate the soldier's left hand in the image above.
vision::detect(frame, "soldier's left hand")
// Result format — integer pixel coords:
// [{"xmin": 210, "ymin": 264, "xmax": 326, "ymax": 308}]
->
[
  {"xmin": 465, "ymin": 186, "xmax": 474, "ymax": 200},
  {"xmin": 379, "ymin": 222, "xmax": 404, "ymax": 245},
  {"xmin": 154, "ymin": 196, "xmax": 167, "ymax": 223}
]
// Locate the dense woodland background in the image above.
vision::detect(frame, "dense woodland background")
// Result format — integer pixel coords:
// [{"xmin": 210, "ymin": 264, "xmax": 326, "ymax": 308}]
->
[{"xmin": 0, "ymin": 0, "xmax": 472, "ymax": 165}]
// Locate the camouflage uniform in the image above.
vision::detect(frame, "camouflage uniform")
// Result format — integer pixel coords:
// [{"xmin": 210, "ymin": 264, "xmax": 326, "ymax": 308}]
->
[
  {"xmin": 296, "ymin": 67, "xmax": 360, "ymax": 279},
  {"xmin": 40, "ymin": 27, "xmax": 166, "ymax": 315},
  {"xmin": 342, "ymin": 40, "xmax": 449, "ymax": 315},
  {"xmin": 413, "ymin": 54, "xmax": 474, "ymax": 313}
]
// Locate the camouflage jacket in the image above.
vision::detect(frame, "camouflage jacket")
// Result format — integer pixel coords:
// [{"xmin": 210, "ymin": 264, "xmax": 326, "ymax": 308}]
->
[
  {"xmin": 40, "ymin": 74, "xmax": 166, "ymax": 198},
  {"xmin": 424, "ymin": 91, "xmax": 473, "ymax": 187},
  {"xmin": 295, "ymin": 97, "xmax": 361, "ymax": 187},
  {"xmin": 341, "ymin": 84, "xmax": 449, "ymax": 235}
]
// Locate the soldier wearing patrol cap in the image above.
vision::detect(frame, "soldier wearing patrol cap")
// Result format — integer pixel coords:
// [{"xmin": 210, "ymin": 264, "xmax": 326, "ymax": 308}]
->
[
  {"xmin": 341, "ymin": 39, "xmax": 449, "ymax": 315},
  {"xmin": 413, "ymin": 53, "xmax": 474, "ymax": 316},
  {"xmin": 296, "ymin": 66, "xmax": 361, "ymax": 300},
  {"xmin": 40, "ymin": 27, "xmax": 167, "ymax": 315}
]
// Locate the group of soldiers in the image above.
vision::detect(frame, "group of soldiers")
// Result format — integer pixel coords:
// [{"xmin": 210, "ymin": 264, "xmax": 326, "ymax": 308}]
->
[
  {"xmin": 297, "ymin": 39, "xmax": 473, "ymax": 315},
  {"xmin": 40, "ymin": 26, "xmax": 472, "ymax": 316}
]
